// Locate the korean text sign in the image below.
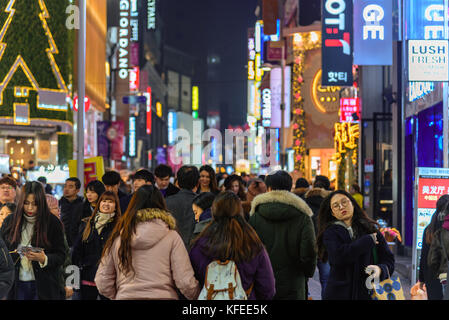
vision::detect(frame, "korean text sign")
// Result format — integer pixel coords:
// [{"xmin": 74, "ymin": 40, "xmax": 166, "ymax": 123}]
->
[
  {"xmin": 353, "ymin": 0, "xmax": 393, "ymax": 65},
  {"xmin": 322, "ymin": 0, "xmax": 354, "ymax": 86}
]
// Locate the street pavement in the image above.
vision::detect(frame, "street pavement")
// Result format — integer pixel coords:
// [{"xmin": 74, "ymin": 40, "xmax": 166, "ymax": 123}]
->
[{"xmin": 307, "ymin": 254, "xmax": 413, "ymax": 300}]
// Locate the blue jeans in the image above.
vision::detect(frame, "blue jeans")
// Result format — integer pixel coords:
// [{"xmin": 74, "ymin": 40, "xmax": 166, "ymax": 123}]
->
[
  {"xmin": 317, "ymin": 260, "xmax": 330, "ymax": 298},
  {"xmin": 17, "ymin": 281, "xmax": 38, "ymax": 300}
]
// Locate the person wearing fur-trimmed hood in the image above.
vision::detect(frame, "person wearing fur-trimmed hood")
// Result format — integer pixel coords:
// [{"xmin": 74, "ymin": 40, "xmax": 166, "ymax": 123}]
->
[
  {"xmin": 95, "ymin": 185, "xmax": 200, "ymax": 300},
  {"xmin": 249, "ymin": 170, "xmax": 317, "ymax": 300}
]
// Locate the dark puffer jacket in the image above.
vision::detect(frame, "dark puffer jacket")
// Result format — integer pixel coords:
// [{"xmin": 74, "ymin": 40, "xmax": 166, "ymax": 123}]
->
[
  {"xmin": 0, "ymin": 234, "xmax": 14, "ymax": 299},
  {"xmin": 249, "ymin": 190, "xmax": 317, "ymax": 300},
  {"xmin": 305, "ymin": 188, "xmax": 331, "ymax": 233}
]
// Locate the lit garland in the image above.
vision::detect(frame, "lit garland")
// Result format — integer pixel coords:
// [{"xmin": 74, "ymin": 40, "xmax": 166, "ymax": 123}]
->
[
  {"xmin": 334, "ymin": 122, "xmax": 359, "ymax": 189},
  {"xmin": 292, "ymin": 32, "xmax": 321, "ymax": 174}
]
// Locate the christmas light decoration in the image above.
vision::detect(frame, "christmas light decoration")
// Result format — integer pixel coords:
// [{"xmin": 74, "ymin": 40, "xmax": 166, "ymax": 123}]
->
[{"xmin": 292, "ymin": 31, "xmax": 322, "ymax": 174}]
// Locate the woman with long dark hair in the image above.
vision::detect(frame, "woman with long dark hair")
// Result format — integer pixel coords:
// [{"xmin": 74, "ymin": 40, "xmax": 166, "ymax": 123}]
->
[
  {"xmin": 189, "ymin": 191, "xmax": 275, "ymax": 300},
  {"xmin": 224, "ymin": 174, "xmax": 247, "ymax": 201},
  {"xmin": 0, "ymin": 181, "xmax": 66, "ymax": 300},
  {"xmin": 82, "ymin": 180, "xmax": 106, "ymax": 219},
  {"xmin": 95, "ymin": 185, "xmax": 199, "ymax": 300},
  {"xmin": 197, "ymin": 165, "xmax": 220, "ymax": 194},
  {"xmin": 316, "ymin": 190, "xmax": 394, "ymax": 300},
  {"xmin": 72, "ymin": 191, "xmax": 121, "ymax": 300}
]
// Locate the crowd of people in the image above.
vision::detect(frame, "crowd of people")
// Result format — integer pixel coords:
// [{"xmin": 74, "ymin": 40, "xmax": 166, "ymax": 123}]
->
[{"xmin": 0, "ymin": 163, "xmax": 444, "ymax": 301}]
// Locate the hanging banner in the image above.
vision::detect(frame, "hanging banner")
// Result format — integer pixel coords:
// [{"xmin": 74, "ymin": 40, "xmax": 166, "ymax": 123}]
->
[
  {"xmin": 108, "ymin": 121, "xmax": 125, "ymax": 161},
  {"xmin": 270, "ymin": 66, "xmax": 291, "ymax": 128},
  {"xmin": 412, "ymin": 167, "xmax": 449, "ymax": 285},
  {"xmin": 322, "ymin": 0, "xmax": 354, "ymax": 86},
  {"xmin": 68, "ymin": 156, "xmax": 105, "ymax": 186},
  {"xmin": 406, "ymin": 0, "xmax": 446, "ymax": 40},
  {"xmin": 353, "ymin": 0, "xmax": 393, "ymax": 65}
]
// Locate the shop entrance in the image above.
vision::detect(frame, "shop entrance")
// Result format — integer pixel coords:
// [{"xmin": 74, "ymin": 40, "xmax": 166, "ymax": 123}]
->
[
  {"xmin": 361, "ymin": 113, "xmax": 393, "ymax": 224},
  {"xmin": 6, "ymin": 137, "xmax": 36, "ymax": 168}
]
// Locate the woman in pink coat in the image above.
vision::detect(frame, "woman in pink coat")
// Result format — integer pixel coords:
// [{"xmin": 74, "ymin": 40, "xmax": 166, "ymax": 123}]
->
[{"xmin": 95, "ymin": 185, "xmax": 200, "ymax": 300}]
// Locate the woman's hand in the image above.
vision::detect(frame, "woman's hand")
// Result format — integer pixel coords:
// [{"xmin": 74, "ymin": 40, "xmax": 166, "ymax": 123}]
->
[
  {"xmin": 25, "ymin": 250, "xmax": 46, "ymax": 265},
  {"xmin": 365, "ymin": 265, "xmax": 381, "ymax": 279}
]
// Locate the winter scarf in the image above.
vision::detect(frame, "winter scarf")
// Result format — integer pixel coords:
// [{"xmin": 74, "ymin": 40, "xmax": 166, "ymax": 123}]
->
[
  {"xmin": 95, "ymin": 212, "xmax": 115, "ymax": 235},
  {"xmin": 20, "ymin": 214, "xmax": 37, "ymax": 281}
]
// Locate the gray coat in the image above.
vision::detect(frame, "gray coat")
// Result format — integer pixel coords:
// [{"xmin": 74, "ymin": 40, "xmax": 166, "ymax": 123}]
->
[{"xmin": 166, "ymin": 189, "xmax": 197, "ymax": 249}]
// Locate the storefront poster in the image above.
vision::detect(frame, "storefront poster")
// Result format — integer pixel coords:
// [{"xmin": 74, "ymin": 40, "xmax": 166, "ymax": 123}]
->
[
  {"xmin": 109, "ymin": 121, "xmax": 125, "ymax": 161},
  {"xmin": 68, "ymin": 156, "xmax": 105, "ymax": 186},
  {"xmin": 412, "ymin": 167, "xmax": 449, "ymax": 284},
  {"xmin": 97, "ymin": 121, "xmax": 110, "ymax": 158}
]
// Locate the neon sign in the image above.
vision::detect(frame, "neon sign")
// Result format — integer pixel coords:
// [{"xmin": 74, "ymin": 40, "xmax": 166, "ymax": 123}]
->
[
  {"xmin": 262, "ymin": 88, "xmax": 272, "ymax": 127},
  {"xmin": 119, "ymin": 0, "xmax": 130, "ymax": 80},
  {"xmin": 322, "ymin": 0, "xmax": 354, "ymax": 86}
]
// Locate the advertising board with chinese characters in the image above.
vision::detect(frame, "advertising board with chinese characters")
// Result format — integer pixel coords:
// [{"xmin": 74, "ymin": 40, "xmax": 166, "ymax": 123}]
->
[
  {"xmin": 322, "ymin": 0, "xmax": 354, "ymax": 86},
  {"xmin": 334, "ymin": 122, "xmax": 359, "ymax": 164},
  {"xmin": 412, "ymin": 167, "xmax": 449, "ymax": 284},
  {"xmin": 340, "ymin": 98, "xmax": 361, "ymax": 122}
]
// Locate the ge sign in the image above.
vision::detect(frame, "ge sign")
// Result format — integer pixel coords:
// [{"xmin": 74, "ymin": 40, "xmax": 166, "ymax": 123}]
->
[{"xmin": 363, "ymin": 5, "xmax": 384, "ymax": 40}]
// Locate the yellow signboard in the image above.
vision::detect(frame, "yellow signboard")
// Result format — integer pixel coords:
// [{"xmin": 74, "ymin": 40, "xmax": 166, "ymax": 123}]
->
[{"xmin": 68, "ymin": 156, "xmax": 105, "ymax": 186}]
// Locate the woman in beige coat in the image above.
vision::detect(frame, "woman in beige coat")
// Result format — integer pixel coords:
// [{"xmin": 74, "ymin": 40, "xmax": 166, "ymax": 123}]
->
[{"xmin": 95, "ymin": 185, "xmax": 200, "ymax": 300}]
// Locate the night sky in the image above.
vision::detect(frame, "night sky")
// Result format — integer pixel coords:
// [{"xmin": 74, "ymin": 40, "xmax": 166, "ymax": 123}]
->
[{"xmin": 161, "ymin": 0, "xmax": 259, "ymax": 130}]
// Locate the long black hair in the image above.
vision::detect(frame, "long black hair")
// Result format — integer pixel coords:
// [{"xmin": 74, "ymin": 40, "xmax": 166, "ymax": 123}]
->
[
  {"xmin": 425, "ymin": 194, "xmax": 449, "ymax": 245},
  {"xmin": 4, "ymin": 181, "xmax": 56, "ymax": 247},
  {"xmin": 316, "ymin": 190, "xmax": 379, "ymax": 262},
  {"xmin": 192, "ymin": 191, "xmax": 263, "ymax": 263}
]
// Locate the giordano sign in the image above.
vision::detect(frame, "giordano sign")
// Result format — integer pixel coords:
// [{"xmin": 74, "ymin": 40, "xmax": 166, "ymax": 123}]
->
[{"xmin": 311, "ymin": 69, "xmax": 341, "ymax": 113}]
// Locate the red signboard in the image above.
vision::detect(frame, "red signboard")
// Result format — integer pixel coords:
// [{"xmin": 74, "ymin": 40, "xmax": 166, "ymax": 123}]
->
[
  {"xmin": 417, "ymin": 177, "xmax": 449, "ymax": 209},
  {"xmin": 129, "ymin": 67, "xmax": 140, "ymax": 92},
  {"xmin": 146, "ymin": 87, "xmax": 152, "ymax": 134},
  {"xmin": 73, "ymin": 96, "xmax": 90, "ymax": 112},
  {"xmin": 340, "ymin": 98, "xmax": 360, "ymax": 123}
]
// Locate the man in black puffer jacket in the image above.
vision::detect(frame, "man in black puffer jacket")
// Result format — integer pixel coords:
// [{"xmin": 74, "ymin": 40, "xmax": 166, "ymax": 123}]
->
[{"xmin": 0, "ymin": 234, "xmax": 14, "ymax": 299}]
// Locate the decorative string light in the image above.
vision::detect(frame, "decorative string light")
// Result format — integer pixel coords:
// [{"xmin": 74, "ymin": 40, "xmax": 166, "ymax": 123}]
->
[{"xmin": 292, "ymin": 31, "xmax": 321, "ymax": 174}]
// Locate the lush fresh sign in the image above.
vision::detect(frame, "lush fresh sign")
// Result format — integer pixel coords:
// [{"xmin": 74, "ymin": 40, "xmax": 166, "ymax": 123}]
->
[{"xmin": 409, "ymin": 40, "xmax": 449, "ymax": 81}]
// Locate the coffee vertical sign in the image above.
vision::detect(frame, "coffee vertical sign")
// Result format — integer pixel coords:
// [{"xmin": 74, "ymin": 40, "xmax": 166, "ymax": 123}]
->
[{"xmin": 322, "ymin": 0, "xmax": 354, "ymax": 86}]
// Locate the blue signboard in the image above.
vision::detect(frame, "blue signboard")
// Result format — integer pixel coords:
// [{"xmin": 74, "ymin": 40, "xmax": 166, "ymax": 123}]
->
[
  {"xmin": 123, "ymin": 96, "xmax": 147, "ymax": 105},
  {"xmin": 406, "ymin": 0, "xmax": 447, "ymax": 40},
  {"xmin": 354, "ymin": 0, "xmax": 393, "ymax": 65},
  {"xmin": 129, "ymin": 116, "xmax": 137, "ymax": 158},
  {"xmin": 322, "ymin": 0, "xmax": 354, "ymax": 86}
]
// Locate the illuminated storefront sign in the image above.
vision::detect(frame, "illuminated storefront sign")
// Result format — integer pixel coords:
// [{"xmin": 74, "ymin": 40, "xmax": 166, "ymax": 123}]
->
[
  {"xmin": 408, "ymin": 40, "xmax": 448, "ymax": 81},
  {"xmin": 270, "ymin": 66, "xmax": 291, "ymax": 128},
  {"xmin": 168, "ymin": 111, "xmax": 177, "ymax": 145},
  {"xmin": 312, "ymin": 69, "xmax": 341, "ymax": 113},
  {"xmin": 119, "ymin": 0, "xmax": 130, "ymax": 80},
  {"xmin": 130, "ymin": 0, "xmax": 139, "ymax": 41},
  {"xmin": 409, "ymin": 81, "xmax": 435, "ymax": 102},
  {"xmin": 129, "ymin": 67, "xmax": 139, "ymax": 91},
  {"xmin": 322, "ymin": 0, "xmax": 354, "ymax": 86},
  {"xmin": 73, "ymin": 96, "xmax": 90, "ymax": 112},
  {"xmin": 129, "ymin": 116, "xmax": 137, "ymax": 157},
  {"xmin": 407, "ymin": 0, "xmax": 447, "ymax": 40},
  {"xmin": 334, "ymin": 122, "xmax": 359, "ymax": 164},
  {"xmin": 261, "ymin": 88, "xmax": 272, "ymax": 127},
  {"xmin": 340, "ymin": 98, "xmax": 361, "ymax": 123},
  {"xmin": 412, "ymin": 167, "xmax": 449, "ymax": 284},
  {"xmin": 156, "ymin": 101, "xmax": 162, "ymax": 118},
  {"xmin": 353, "ymin": 0, "xmax": 392, "ymax": 65},
  {"xmin": 145, "ymin": 87, "xmax": 152, "ymax": 134},
  {"xmin": 147, "ymin": 0, "xmax": 156, "ymax": 30},
  {"xmin": 192, "ymin": 86, "xmax": 199, "ymax": 111}
]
